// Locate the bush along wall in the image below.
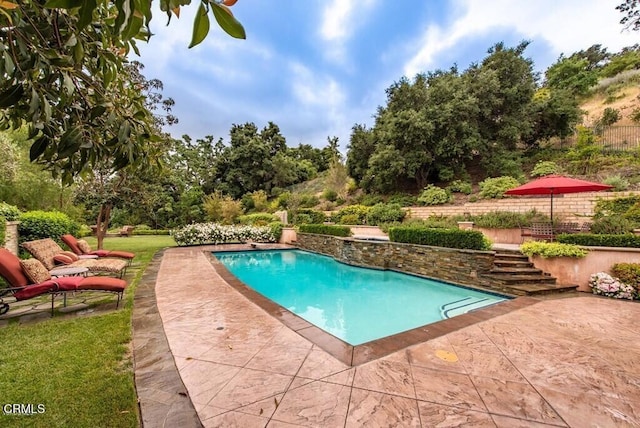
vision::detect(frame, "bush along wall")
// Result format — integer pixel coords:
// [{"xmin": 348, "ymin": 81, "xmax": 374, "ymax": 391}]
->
[
  {"xmin": 171, "ymin": 223, "xmax": 278, "ymax": 246},
  {"xmin": 0, "ymin": 215, "xmax": 6, "ymax": 247},
  {"xmin": 388, "ymin": 227, "xmax": 490, "ymax": 250},
  {"xmin": 18, "ymin": 211, "xmax": 80, "ymax": 245},
  {"xmin": 556, "ymin": 233, "xmax": 640, "ymax": 248},
  {"xmin": 298, "ymin": 224, "xmax": 351, "ymax": 237}
]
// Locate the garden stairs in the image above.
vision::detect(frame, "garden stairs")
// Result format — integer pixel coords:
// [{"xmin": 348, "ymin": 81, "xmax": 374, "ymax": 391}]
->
[{"xmin": 486, "ymin": 250, "xmax": 578, "ymax": 296}]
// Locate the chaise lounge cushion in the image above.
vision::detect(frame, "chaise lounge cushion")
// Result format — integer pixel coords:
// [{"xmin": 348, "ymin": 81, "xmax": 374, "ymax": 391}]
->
[
  {"xmin": 22, "ymin": 238, "xmax": 128, "ymax": 277},
  {"xmin": 20, "ymin": 259, "xmax": 51, "ymax": 284},
  {"xmin": 0, "ymin": 249, "xmax": 30, "ymax": 288},
  {"xmin": 53, "ymin": 251, "xmax": 80, "ymax": 265},
  {"xmin": 61, "ymin": 235, "xmax": 135, "ymax": 260}
]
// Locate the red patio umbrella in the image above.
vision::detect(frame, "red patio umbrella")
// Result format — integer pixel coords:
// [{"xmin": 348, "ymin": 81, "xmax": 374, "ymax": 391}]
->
[{"xmin": 504, "ymin": 175, "xmax": 613, "ymax": 223}]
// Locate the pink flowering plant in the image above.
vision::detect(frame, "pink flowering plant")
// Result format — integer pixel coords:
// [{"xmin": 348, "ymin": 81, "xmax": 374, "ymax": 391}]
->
[{"xmin": 589, "ymin": 272, "xmax": 636, "ymax": 300}]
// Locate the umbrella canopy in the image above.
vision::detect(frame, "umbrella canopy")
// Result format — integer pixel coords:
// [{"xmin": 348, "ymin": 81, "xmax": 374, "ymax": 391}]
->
[
  {"xmin": 504, "ymin": 175, "xmax": 613, "ymax": 196},
  {"xmin": 504, "ymin": 175, "xmax": 613, "ymax": 222}
]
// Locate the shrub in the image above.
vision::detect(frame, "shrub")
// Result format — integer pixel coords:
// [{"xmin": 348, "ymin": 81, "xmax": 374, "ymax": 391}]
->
[
  {"xmin": 479, "ymin": 176, "xmax": 521, "ymax": 199},
  {"xmin": 0, "ymin": 202, "xmax": 21, "ymax": 221},
  {"xmin": 0, "ymin": 215, "xmax": 5, "ymax": 246},
  {"xmin": 133, "ymin": 229, "xmax": 171, "ymax": 235},
  {"xmin": 388, "ymin": 227, "xmax": 490, "ymax": 250},
  {"xmin": 471, "ymin": 210, "xmax": 548, "ymax": 229},
  {"xmin": 338, "ymin": 214, "xmax": 361, "ymax": 225},
  {"xmin": 623, "ymin": 202, "xmax": 640, "ymax": 224},
  {"xmin": 589, "ymin": 215, "xmax": 635, "ymax": 234},
  {"xmin": 611, "ymin": 263, "xmax": 640, "ymax": 295},
  {"xmin": 593, "ymin": 196, "xmax": 640, "ymax": 218},
  {"xmin": 298, "ymin": 224, "xmax": 351, "ymax": 237},
  {"xmin": 171, "ymin": 223, "xmax": 277, "ymax": 246},
  {"xmin": 520, "ymin": 241, "xmax": 588, "ymax": 258},
  {"xmin": 237, "ymin": 213, "xmax": 279, "ymax": 226},
  {"xmin": 291, "ymin": 209, "xmax": 325, "ymax": 225},
  {"xmin": 603, "ymin": 175, "xmax": 629, "ymax": 192},
  {"xmin": 589, "ymin": 272, "xmax": 636, "ymax": 300},
  {"xmin": 417, "ymin": 185, "xmax": 451, "ymax": 206},
  {"xmin": 299, "ymin": 193, "xmax": 320, "ymax": 208},
  {"xmin": 387, "ymin": 193, "xmax": 418, "ymax": 206},
  {"xmin": 557, "ymin": 233, "xmax": 640, "ymax": 248},
  {"xmin": 358, "ymin": 194, "xmax": 384, "ymax": 206},
  {"xmin": 446, "ymin": 180, "xmax": 473, "ymax": 195},
  {"xmin": 332, "ymin": 205, "xmax": 370, "ymax": 225},
  {"xmin": 18, "ymin": 211, "xmax": 80, "ymax": 244},
  {"xmin": 366, "ymin": 203, "xmax": 406, "ymax": 226},
  {"xmin": 322, "ymin": 189, "xmax": 338, "ymax": 202},
  {"xmin": 531, "ymin": 161, "xmax": 560, "ymax": 177},
  {"xmin": 203, "ymin": 191, "xmax": 244, "ymax": 224},
  {"xmin": 268, "ymin": 221, "xmax": 283, "ymax": 241}
]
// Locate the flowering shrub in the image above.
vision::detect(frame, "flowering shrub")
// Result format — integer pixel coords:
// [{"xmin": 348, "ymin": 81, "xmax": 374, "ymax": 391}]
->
[
  {"xmin": 171, "ymin": 223, "xmax": 278, "ymax": 246},
  {"xmin": 589, "ymin": 272, "xmax": 636, "ymax": 300}
]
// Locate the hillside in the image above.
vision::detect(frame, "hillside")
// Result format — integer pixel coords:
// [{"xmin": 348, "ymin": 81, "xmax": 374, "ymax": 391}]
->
[{"xmin": 581, "ymin": 84, "xmax": 640, "ymax": 126}]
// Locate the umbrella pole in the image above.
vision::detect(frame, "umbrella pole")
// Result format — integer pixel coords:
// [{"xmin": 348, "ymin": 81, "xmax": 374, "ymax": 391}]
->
[{"xmin": 550, "ymin": 192, "xmax": 554, "ymax": 235}]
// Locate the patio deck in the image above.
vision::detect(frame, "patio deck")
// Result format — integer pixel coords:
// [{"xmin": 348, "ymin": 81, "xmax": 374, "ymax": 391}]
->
[{"xmin": 134, "ymin": 244, "xmax": 640, "ymax": 427}]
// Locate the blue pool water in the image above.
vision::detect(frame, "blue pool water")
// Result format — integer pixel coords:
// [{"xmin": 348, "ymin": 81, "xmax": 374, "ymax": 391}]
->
[{"xmin": 214, "ymin": 249, "xmax": 507, "ymax": 345}]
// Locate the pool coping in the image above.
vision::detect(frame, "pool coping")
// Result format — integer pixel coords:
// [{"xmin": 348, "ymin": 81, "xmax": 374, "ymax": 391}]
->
[{"xmin": 206, "ymin": 249, "xmax": 542, "ymax": 366}]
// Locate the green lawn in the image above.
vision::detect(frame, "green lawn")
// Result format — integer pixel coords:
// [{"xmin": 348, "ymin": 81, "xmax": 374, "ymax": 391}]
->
[{"xmin": 0, "ymin": 235, "xmax": 176, "ymax": 428}]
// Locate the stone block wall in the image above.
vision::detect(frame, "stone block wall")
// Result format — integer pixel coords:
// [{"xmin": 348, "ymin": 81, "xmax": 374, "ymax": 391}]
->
[
  {"xmin": 296, "ymin": 233, "xmax": 496, "ymax": 290},
  {"xmin": 407, "ymin": 191, "xmax": 640, "ymax": 222}
]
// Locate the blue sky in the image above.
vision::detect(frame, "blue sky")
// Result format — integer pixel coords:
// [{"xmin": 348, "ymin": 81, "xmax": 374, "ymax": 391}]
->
[{"xmin": 136, "ymin": 0, "xmax": 638, "ymax": 153}]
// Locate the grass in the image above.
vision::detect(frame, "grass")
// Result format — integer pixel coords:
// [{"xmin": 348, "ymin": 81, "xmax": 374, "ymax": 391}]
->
[{"xmin": 0, "ymin": 235, "xmax": 176, "ymax": 428}]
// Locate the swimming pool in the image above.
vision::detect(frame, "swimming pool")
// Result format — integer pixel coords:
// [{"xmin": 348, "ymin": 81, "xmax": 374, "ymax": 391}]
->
[{"xmin": 213, "ymin": 249, "xmax": 508, "ymax": 345}]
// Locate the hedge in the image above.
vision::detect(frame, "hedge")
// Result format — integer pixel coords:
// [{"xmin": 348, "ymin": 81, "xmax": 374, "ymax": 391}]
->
[
  {"xmin": 298, "ymin": 224, "xmax": 351, "ymax": 237},
  {"xmin": 388, "ymin": 227, "xmax": 490, "ymax": 250},
  {"xmin": 132, "ymin": 229, "xmax": 171, "ymax": 235},
  {"xmin": 18, "ymin": 211, "xmax": 80, "ymax": 244},
  {"xmin": 556, "ymin": 233, "xmax": 640, "ymax": 248},
  {"xmin": 171, "ymin": 223, "xmax": 278, "ymax": 246},
  {"xmin": 0, "ymin": 215, "xmax": 5, "ymax": 247}
]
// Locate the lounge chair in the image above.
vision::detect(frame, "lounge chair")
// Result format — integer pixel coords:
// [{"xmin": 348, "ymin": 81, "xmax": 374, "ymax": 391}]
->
[
  {"xmin": 0, "ymin": 249, "xmax": 126, "ymax": 316},
  {"xmin": 61, "ymin": 234, "xmax": 135, "ymax": 264},
  {"xmin": 22, "ymin": 238, "xmax": 129, "ymax": 278},
  {"xmin": 118, "ymin": 225, "xmax": 135, "ymax": 237}
]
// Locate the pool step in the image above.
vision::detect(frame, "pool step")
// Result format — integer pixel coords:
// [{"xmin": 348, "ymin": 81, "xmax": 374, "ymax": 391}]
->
[{"xmin": 441, "ymin": 297, "xmax": 498, "ymax": 319}]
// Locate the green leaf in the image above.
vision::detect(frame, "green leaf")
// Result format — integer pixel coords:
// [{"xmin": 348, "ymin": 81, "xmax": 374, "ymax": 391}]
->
[
  {"xmin": 211, "ymin": 3, "xmax": 246, "ymax": 40},
  {"xmin": 89, "ymin": 105, "xmax": 107, "ymax": 120},
  {"xmin": 29, "ymin": 136, "xmax": 49, "ymax": 162},
  {"xmin": 189, "ymin": 3, "xmax": 210, "ymax": 48},
  {"xmin": 44, "ymin": 0, "xmax": 82, "ymax": 8},
  {"xmin": 0, "ymin": 84, "xmax": 24, "ymax": 108},
  {"xmin": 77, "ymin": 0, "xmax": 97, "ymax": 30},
  {"xmin": 118, "ymin": 120, "xmax": 131, "ymax": 142}
]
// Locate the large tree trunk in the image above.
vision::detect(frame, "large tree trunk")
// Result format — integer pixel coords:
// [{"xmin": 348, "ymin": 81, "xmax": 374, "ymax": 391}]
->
[{"xmin": 95, "ymin": 203, "xmax": 112, "ymax": 250}]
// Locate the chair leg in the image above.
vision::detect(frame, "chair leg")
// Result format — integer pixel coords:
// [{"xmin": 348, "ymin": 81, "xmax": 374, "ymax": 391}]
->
[{"xmin": 0, "ymin": 302, "xmax": 9, "ymax": 315}]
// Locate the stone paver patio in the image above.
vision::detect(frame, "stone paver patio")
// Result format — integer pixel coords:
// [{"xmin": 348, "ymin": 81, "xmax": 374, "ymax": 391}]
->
[{"xmin": 134, "ymin": 245, "xmax": 640, "ymax": 427}]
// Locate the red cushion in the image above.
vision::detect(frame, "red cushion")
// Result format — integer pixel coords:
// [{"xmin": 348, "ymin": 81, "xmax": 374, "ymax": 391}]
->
[
  {"xmin": 0, "ymin": 249, "xmax": 31, "ymax": 287},
  {"xmin": 13, "ymin": 281, "xmax": 58, "ymax": 300},
  {"xmin": 90, "ymin": 250, "xmax": 134, "ymax": 259},
  {"xmin": 54, "ymin": 276, "xmax": 83, "ymax": 291},
  {"xmin": 78, "ymin": 276, "xmax": 126, "ymax": 293},
  {"xmin": 60, "ymin": 234, "xmax": 82, "ymax": 255}
]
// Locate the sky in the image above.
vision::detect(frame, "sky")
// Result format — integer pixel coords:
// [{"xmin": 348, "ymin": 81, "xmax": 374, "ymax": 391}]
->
[{"xmin": 135, "ymin": 0, "xmax": 638, "ymax": 153}]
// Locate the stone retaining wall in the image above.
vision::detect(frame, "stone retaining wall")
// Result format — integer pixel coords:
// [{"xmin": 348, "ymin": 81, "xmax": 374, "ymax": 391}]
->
[
  {"xmin": 407, "ymin": 191, "xmax": 640, "ymax": 222},
  {"xmin": 295, "ymin": 233, "xmax": 496, "ymax": 290}
]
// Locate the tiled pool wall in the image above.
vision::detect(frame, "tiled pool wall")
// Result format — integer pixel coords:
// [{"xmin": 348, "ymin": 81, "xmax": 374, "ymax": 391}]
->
[{"xmin": 295, "ymin": 233, "xmax": 497, "ymax": 291}]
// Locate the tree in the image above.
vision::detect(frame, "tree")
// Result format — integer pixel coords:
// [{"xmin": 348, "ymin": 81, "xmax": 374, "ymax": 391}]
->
[
  {"xmin": 346, "ymin": 124, "xmax": 375, "ymax": 184},
  {"xmin": 0, "ymin": 0, "xmax": 243, "ymax": 182},
  {"xmin": 618, "ymin": 1, "xmax": 640, "ymax": 31}
]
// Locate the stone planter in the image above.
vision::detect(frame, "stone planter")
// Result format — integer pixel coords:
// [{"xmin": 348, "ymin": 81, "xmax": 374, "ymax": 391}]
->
[{"xmin": 530, "ymin": 246, "xmax": 640, "ymax": 292}]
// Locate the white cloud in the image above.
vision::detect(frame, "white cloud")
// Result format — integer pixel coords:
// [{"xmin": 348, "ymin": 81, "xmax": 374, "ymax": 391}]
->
[
  {"xmin": 319, "ymin": 0, "xmax": 380, "ymax": 65},
  {"xmin": 404, "ymin": 0, "xmax": 637, "ymax": 76}
]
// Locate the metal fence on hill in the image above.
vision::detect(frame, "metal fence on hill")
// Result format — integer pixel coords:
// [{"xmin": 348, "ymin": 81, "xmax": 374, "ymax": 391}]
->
[{"xmin": 560, "ymin": 126, "xmax": 640, "ymax": 152}]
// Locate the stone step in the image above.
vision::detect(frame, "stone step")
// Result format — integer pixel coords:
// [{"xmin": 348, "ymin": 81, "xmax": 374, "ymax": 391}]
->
[
  {"xmin": 494, "ymin": 252, "xmax": 529, "ymax": 260},
  {"xmin": 506, "ymin": 283, "xmax": 579, "ymax": 296},
  {"xmin": 485, "ymin": 274, "xmax": 557, "ymax": 286},
  {"xmin": 493, "ymin": 259, "xmax": 535, "ymax": 268},
  {"xmin": 490, "ymin": 267, "xmax": 546, "ymax": 275}
]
